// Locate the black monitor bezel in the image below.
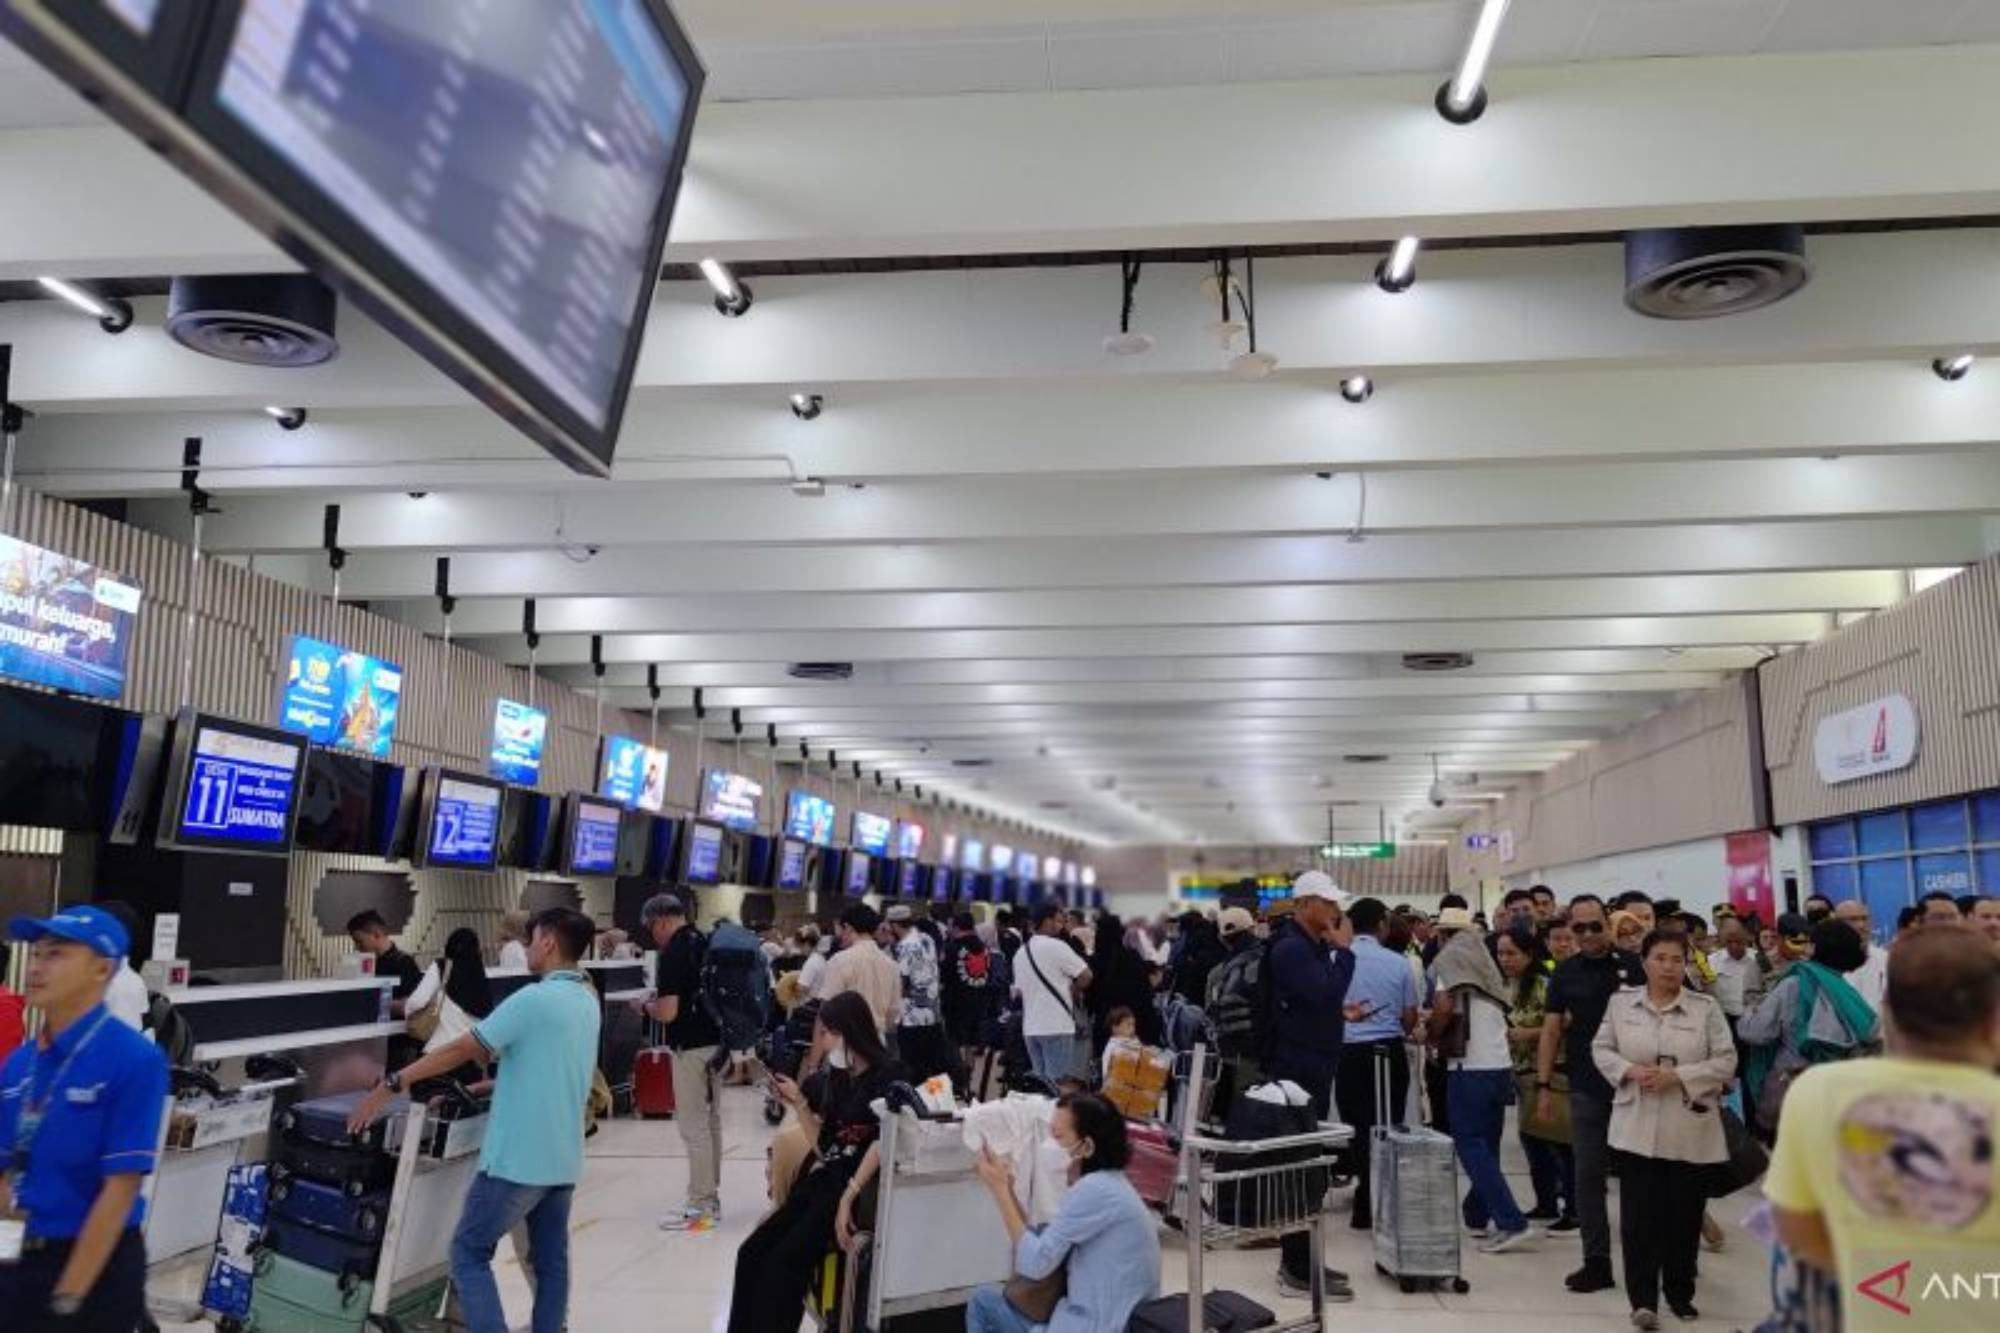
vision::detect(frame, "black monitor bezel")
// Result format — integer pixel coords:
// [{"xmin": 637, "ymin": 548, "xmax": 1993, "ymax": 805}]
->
[
  {"xmin": 682, "ymin": 818, "xmax": 725, "ymax": 886},
  {"xmin": 414, "ymin": 766, "xmax": 506, "ymax": 873},
  {"xmin": 170, "ymin": 0, "xmax": 707, "ymax": 476},
  {"xmin": 155, "ymin": 708, "xmax": 307, "ymax": 857},
  {"xmin": 562, "ymin": 790, "xmax": 625, "ymax": 877}
]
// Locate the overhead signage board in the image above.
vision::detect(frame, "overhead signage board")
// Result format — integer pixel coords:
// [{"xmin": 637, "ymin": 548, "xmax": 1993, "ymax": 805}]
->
[
  {"xmin": 700, "ymin": 770, "xmax": 762, "ymax": 831},
  {"xmin": 1323, "ymin": 842, "xmax": 1396, "ymax": 860},
  {"xmin": 852, "ymin": 810, "xmax": 892, "ymax": 856},
  {"xmin": 489, "ymin": 699, "xmax": 549, "ymax": 785},
  {"xmin": 0, "ymin": 532, "xmax": 142, "ymax": 700},
  {"xmin": 599, "ymin": 735, "xmax": 668, "ymax": 812},
  {"xmin": 1463, "ymin": 833, "xmax": 1499, "ymax": 851},
  {"xmin": 785, "ymin": 791, "xmax": 837, "ymax": 846},
  {"xmin": 1814, "ymin": 693, "xmax": 1920, "ymax": 785},
  {"xmin": 175, "ymin": 721, "xmax": 303, "ymax": 852},
  {"xmin": 281, "ymin": 634, "xmax": 403, "ymax": 757},
  {"xmin": 427, "ymin": 774, "xmax": 503, "ymax": 870},
  {"xmin": 895, "ymin": 820, "xmax": 925, "ymax": 861}
]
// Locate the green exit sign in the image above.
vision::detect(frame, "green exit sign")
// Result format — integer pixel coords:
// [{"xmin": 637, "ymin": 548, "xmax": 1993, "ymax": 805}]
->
[{"xmin": 1322, "ymin": 842, "xmax": 1396, "ymax": 860}]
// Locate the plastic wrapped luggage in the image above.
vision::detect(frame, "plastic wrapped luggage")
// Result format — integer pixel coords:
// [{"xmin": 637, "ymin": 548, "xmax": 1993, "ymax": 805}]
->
[
  {"xmin": 1369, "ymin": 1047, "xmax": 1465, "ymax": 1293},
  {"xmin": 267, "ymin": 1175, "xmax": 388, "ymax": 1243},
  {"xmin": 258, "ymin": 1221, "xmax": 379, "ymax": 1284},
  {"xmin": 635, "ymin": 1046, "xmax": 676, "ymax": 1118},
  {"xmin": 1102, "ymin": 1042, "xmax": 1172, "ymax": 1119},
  {"xmin": 1125, "ymin": 1120, "xmax": 1178, "ymax": 1210},
  {"xmin": 202, "ymin": 1163, "xmax": 269, "ymax": 1322}
]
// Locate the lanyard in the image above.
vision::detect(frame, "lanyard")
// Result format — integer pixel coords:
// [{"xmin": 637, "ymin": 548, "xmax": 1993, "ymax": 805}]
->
[{"xmin": 13, "ymin": 1011, "xmax": 111, "ymax": 1164}]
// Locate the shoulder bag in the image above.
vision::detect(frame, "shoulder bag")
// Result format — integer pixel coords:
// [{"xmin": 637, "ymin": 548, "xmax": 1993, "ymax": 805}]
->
[
  {"xmin": 404, "ymin": 961, "xmax": 452, "ymax": 1044},
  {"xmin": 1004, "ymin": 1245, "xmax": 1069, "ymax": 1322},
  {"xmin": 1024, "ymin": 939, "xmax": 1088, "ymax": 1041}
]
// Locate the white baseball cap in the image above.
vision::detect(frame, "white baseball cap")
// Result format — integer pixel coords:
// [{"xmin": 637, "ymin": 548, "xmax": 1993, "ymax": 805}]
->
[{"xmin": 1291, "ymin": 870, "xmax": 1351, "ymax": 905}]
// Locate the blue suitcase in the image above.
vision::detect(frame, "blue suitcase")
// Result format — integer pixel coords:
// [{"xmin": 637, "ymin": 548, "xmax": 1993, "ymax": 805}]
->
[
  {"xmin": 259, "ymin": 1220, "xmax": 379, "ymax": 1284},
  {"xmin": 268, "ymin": 1175, "xmax": 389, "ymax": 1243},
  {"xmin": 202, "ymin": 1163, "xmax": 269, "ymax": 1321},
  {"xmin": 278, "ymin": 1090, "xmax": 405, "ymax": 1150}
]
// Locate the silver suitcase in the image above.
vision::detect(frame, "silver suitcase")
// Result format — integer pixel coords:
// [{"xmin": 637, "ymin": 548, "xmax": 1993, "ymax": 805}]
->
[{"xmin": 1367, "ymin": 1046, "xmax": 1466, "ymax": 1292}]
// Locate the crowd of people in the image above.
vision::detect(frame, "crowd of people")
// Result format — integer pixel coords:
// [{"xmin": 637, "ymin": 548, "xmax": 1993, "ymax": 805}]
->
[{"xmin": 1, "ymin": 878, "xmax": 1992, "ymax": 1333}]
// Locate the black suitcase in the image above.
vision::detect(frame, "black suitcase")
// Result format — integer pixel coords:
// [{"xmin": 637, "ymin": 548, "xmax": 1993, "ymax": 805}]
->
[
  {"xmin": 268, "ymin": 1174, "xmax": 389, "ymax": 1243},
  {"xmin": 277, "ymin": 1090, "xmax": 406, "ymax": 1151},
  {"xmin": 1127, "ymin": 1290, "xmax": 1275, "ymax": 1333},
  {"xmin": 272, "ymin": 1137, "xmax": 398, "ymax": 1197},
  {"xmin": 1214, "ymin": 1091, "xmax": 1327, "ymax": 1227},
  {"xmin": 259, "ymin": 1220, "xmax": 379, "ymax": 1284}
]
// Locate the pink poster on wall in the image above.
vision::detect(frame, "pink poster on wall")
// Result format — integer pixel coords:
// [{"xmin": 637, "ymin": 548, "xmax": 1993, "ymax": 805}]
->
[{"xmin": 1725, "ymin": 830, "xmax": 1775, "ymax": 925}]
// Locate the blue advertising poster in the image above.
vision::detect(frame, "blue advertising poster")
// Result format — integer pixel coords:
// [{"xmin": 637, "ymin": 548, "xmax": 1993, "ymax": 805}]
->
[
  {"xmin": 179, "ymin": 726, "xmax": 301, "ymax": 847},
  {"xmin": 0, "ymin": 532, "xmax": 142, "ymax": 700},
  {"xmin": 428, "ymin": 776, "xmax": 502, "ymax": 868},
  {"xmin": 845, "ymin": 850, "xmax": 871, "ymax": 894},
  {"xmin": 895, "ymin": 820, "xmax": 925, "ymax": 861},
  {"xmin": 777, "ymin": 838, "xmax": 807, "ymax": 889},
  {"xmin": 600, "ymin": 736, "xmax": 668, "ymax": 811},
  {"xmin": 897, "ymin": 859, "xmax": 920, "ymax": 898},
  {"xmin": 281, "ymin": 634, "xmax": 403, "ymax": 757},
  {"xmin": 700, "ymin": 770, "xmax": 762, "ymax": 831},
  {"xmin": 490, "ymin": 699, "xmax": 548, "ymax": 784},
  {"xmin": 570, "ymin": 798, "xmax": 621, "ymax": 874},
  {"xmin": 686, "ymin": 822, "xmax": 724, "ymax": 882},
  {"xmin": 962, "ymin": 838, "xmax": 984, "ymax": 872},
  {"xmin": 852, "ymin": 810, "xmax": 891, "ymax": 856},
  {"xmin": 1016, "ymin": 850, "xmax": 1039, "ymax": 881},
  {"xmin": 784, "ymin": 791, "xmax": 836, "ymax": 846}
]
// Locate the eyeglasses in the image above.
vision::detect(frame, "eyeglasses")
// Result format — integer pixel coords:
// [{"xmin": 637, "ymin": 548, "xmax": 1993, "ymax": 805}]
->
[{"xmin": 1571, "ymin": 920, "xmax": 1606, "ymax": 935}]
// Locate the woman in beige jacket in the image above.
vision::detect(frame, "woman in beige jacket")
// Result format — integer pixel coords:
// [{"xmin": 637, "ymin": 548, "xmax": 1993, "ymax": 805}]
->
[{"xmin": 1592, "ymin": 930, "xmax": 1736, "ymax": 1330}]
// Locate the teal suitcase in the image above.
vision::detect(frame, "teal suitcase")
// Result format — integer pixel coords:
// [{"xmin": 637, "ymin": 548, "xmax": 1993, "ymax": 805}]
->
[{"xmin": 248, "ymin": 1250, "xmax": 371, "ymax": 1332}]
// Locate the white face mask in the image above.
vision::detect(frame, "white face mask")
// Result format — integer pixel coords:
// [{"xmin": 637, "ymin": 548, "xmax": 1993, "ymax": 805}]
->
[{"xmin": 826, "ymin": 1042, "xmax": 851, "ymax": 1071}]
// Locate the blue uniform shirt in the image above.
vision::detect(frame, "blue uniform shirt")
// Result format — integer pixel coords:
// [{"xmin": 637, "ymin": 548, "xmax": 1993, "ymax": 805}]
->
[
  {"xmin": 0, "ymin": 1004, "xmax": 170, "ymax": 1239},
  {"xmin": 1344, "ymin": 936, "xmax": 1419, "ymax": 1042}
]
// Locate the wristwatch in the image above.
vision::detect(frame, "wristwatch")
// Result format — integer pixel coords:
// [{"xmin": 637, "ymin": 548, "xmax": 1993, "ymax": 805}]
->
[
  {"xmin": 381, "ymin": 1071, "xmax": 404, "ymax": 1094},
  {"xmin": 49, "ymin": 1292, "xmax": 84, "ymax": 1317}
]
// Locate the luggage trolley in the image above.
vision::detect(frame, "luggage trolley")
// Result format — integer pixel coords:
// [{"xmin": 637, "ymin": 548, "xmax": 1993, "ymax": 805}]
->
[{"xmin": 1171, "ymin": 1046, "xmax": 1353, "ymax": 1333}]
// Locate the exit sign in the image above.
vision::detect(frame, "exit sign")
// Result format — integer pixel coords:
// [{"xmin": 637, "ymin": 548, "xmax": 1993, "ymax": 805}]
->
[{"xmin": 1322, "ymin": 842, "xmax": 1396, "ymax": 860}]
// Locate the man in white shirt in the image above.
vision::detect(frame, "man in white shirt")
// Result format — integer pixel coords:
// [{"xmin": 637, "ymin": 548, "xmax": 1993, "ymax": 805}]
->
[
  {"xmin": 1016, "ymin": 902, "xmax": 1091, "ymax": 1082},
  {"xmin": 1831, "ymin": 898, "xmax": 1887, "ymax": 1013},
  {"xmin": 98, "ymin": 901, "xmax": 151, "ymax": 1032},
  {"xmin": 1705, "ymin": 915, "xmax": 1765, "ymax": 1022}
]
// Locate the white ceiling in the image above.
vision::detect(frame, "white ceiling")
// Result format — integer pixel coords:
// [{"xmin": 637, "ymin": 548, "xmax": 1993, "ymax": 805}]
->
[{"xmin": 3, "ymin": 6, "xmax": 2000, "ymax": 848}]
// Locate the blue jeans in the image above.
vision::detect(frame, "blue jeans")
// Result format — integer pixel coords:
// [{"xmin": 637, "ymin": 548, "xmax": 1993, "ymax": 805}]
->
[
  {"xmin": 1025, "ymin": 1034, "xmax": 1078, "ymax": 1084},
  {"xmin": 1448, "ymin": 1068, "xmax": 1527, "ymax": 1234},
  {"xmin": 451, "ymin": 1171, "xmax": 575, "ymax": 1333},
  {"xmin": 968, "ymin": 1283, "xmax": 1043, "ymax": 1333}
]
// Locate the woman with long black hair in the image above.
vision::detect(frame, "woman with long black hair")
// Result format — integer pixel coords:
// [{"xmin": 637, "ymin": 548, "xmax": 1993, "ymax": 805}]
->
[
  {"xmin": 400, "ymin": 927, "xmax": 494, "ymax": 1086},
  {"xmin": 1087, "ymin": 914, "xmax": 1161, "ymax": 1049},
  {"xmin": 727, "ymin": 991, "xmax": 905, "ymax": 1333}
]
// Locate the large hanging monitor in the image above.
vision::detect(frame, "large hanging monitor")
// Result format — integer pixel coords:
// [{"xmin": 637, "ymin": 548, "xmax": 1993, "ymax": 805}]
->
[
  {"xmin": 156, "ymin": 710, "xmax": 307, "ymax": 855},
  {"xmin": 1, "ymin": 0, "xmax": 707, "ymax": 476}
]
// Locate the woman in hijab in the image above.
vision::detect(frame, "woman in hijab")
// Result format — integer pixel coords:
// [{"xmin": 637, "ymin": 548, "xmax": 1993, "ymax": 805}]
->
[{"xmin": 1088, "ymin": 913, "xmax": 1161, "ymax": 1049}]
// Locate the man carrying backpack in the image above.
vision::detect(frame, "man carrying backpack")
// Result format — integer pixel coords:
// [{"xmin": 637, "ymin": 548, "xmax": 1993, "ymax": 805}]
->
[
  {"xmin": 640, "ymin": 895, "xmax": 724, "ymax": 1234},
  {"xmin": 1265, "ymin": 872, "xmax": 1361, "ymax": 1301},
  {"xmin": 704, "ymin": 917, "xmax": 773, "ymax": 1086}
]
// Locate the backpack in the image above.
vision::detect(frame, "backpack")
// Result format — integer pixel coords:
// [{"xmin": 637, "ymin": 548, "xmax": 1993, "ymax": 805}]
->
[
  {"xmin": 1155, "ymin": 991, "xmax": 1210, "ymax": 1055},
  {"xmin": 701, "ymin": 924, "xmax": 770, "ymax": 1054},
  {"xmin": 1205, "ymin": 939, "xmax": 1273, "ymax": 1062},
  {"xmin": 147, "ymin": 990, "xmax": 196, "ymax": 1068}
]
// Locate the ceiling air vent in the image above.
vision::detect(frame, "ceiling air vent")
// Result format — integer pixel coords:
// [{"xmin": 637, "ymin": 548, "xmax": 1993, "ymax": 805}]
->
[
  {"xmin": 1402, "ymin": 651, "xmax": 1474, "ymax": 672},
  {"xmin": 166, "ymin": 274, "xmax": 339, "ymax": 366},
  {"xmin": 1342, "ymin": 754, "xmax": 1390, "ymax": 765},
  {"xmin": 951, "ymin": 758, "xmax": 992, "ymax": 769},
  {"xmin": 1624, "ymin": 225, "xmax": 1810, "ymax": 320},
  {"xmin": 787, "ymin": 662, "xmax": 854, "ymax": 680}
]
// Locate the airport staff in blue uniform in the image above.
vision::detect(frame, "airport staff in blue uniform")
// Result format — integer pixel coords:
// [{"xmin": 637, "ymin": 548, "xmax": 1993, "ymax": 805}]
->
[{"xmin": 0, "ymin": 906, "xmax": 169, "ymax": 1331}]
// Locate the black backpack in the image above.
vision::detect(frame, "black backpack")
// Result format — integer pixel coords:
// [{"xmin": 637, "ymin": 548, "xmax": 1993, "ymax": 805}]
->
[
  {"xmin": 1205, "ymin": 939, "xmax": 1274, "ymax": 1062},
  {"xmin": 147, "ymin": 990, "xmax": 196, "ymax": 1068}
]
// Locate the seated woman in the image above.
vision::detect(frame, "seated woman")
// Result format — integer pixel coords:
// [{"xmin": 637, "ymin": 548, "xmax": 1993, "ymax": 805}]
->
[
  {"xmin": 728, "ymin": 992, "xmax": 902, "ymax": 1333},
  {"xmin": 967, "ymin": 1092, "xmax": 1160, "ymax": 1333}
]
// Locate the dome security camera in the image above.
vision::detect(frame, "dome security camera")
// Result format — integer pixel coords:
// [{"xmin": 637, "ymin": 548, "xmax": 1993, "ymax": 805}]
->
[{"xmin": 1428, "ymin": 780, "xmax": 1448, "ymax": 809}]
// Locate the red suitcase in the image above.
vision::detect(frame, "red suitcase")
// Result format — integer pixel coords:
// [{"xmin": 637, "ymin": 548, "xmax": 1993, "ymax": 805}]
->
[
  {"xmin": 1125, "ymin": 1120, "xmax": 1178, "ymax": 1210},
  {"xmin": 635, "ymin": 1047, "xmax": 676, "ymax": 1119}
]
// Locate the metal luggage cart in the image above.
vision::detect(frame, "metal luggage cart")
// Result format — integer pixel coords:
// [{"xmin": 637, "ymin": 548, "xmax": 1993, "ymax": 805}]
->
[
  {"xmin": 358, "ymin": 1100, "xmax": 487, "ymax": 1331},
  {"xmin": 1170, "ymin": 1047, "xmax": 1353, "ymax": 1333}
]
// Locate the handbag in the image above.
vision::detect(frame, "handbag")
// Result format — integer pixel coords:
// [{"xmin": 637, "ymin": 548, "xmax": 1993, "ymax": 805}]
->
[
  {"xmin": 1516, "ymin": 1070, "xmax": 1572, "ymax": 1145},
  {"xmin": 1023, "ymin": 940, "xmax": 1087, "ymax": 1041},
  {"xmin": 403, "ymin": 961, "xmax": 451, "ymax": 1044},
  {"xmin": 1003, "ymin": 1262, "xmax": 1068, "ymax": 1322},
  {"xmin": 1708, "ymin": 1106, "xmax": 1769, "ymax": 1199}
]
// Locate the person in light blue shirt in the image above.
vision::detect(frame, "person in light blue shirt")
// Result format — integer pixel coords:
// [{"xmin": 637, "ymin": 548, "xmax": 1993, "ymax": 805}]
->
[
  {"xmin": 349, "ymin": 907, "xmax": 601, "ymax": 1333},
  {"xmin": 969, "ymin": 1092, "xmax": 1160, "ymax": 1333},
  {"xmin": 1332, "ymin": 897, "xmax": 1420, "ymax": 1230}
]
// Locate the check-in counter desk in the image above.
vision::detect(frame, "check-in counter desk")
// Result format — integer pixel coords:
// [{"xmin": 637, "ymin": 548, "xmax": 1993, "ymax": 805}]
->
[
  {"xmin": 486, "ymin": 960, "xmax": 650, "ymax": 1098},
  {"xmin": 150, "ymin": 978, "xmax": 400, "ymax": 1262}
]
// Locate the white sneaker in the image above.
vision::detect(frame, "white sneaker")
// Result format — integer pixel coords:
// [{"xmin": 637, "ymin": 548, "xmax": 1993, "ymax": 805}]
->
[
  {"xmin": 1478, "ymin": 1227, "xmax": 1537, "ymax": 1254},
  {"xmin": 658, "ymin": 1207, "xmax": 721, "ymax": 1233}
]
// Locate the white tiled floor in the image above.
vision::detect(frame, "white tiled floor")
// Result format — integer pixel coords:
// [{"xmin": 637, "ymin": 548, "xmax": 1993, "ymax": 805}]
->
[{"xmin": 157, "ymin": 1082, "xmax": 1774, "ymax": 1331}]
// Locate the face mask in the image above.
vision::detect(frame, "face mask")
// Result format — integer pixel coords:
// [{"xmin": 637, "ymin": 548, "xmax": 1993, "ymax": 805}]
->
[
  {"xmin": 826, "ymin": 1042, "xmax": 851, "ymax": 1071},
  {"xmin": 1060, "ymin": 1137, "xmax": 1090, "ymax": 1162}
]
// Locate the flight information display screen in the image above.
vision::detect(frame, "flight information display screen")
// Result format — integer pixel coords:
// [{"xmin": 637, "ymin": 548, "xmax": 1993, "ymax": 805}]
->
[
  {"xmin": 567, "ymin": 795, "xmax": 621, "ymax": 875},
  {"xmin": 776, "ymin": 838, "xmax": 806, "ymax": 890},
  {"xmin": 193, "ymin": 0, "xmax": 702, "ymax": 471},
  {"xmin": 685, "ymin": 821, "xmax": 723, "ymax": 884},
  {"xmin": 427, "ymin": 772, "xmax": 503, "ymax": 870},
  {"xmin": 170, "ymin": 718, "xmax": 305, "ymax": 854}
]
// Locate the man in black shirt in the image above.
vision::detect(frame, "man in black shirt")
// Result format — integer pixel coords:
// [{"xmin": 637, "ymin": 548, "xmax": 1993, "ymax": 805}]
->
[
  {"xmin": 1537, "ymin": 893, "xmax": 1645, "ymax": 1294},
  {"xmin": 347, "ymin": 911, "xmax": 424, "ymax": 1008},
  {"xmin": 641, "ymin": 894, "xmax": 723, "ymax": 1233}
]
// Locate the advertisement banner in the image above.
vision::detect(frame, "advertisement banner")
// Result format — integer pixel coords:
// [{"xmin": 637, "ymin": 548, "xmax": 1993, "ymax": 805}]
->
[
  {"xmin": 1814, "ymin": 693, "xmax": 1920, "ymax": 785},
  {"xmin": 700, "ymin": 769, "xmax": 762, "ymax": 831},
  {"xmin": 1725, "ymin": 829, "xmax": 1776, "ymax": 925},
  {"xmin": 281, "ymin": 635, "xmax": 403, "ymax": 757},
  {"xmin": 785, "ymin": 791, "xmax": 836, "ymax": 846},
  {"xmin": 599, "ymin": 736, "xmax": 668, "ymax": 812},
  {"xmin": 0, "ymin": 532, "xmax": 142, "ymax": 700},
  {"xmin": 489, "ymin": 699, "xmax": 548, "ymax": 784},
  {"xmin": 852, "ymin": 810, "xmax": 891, "ymax": 855}
]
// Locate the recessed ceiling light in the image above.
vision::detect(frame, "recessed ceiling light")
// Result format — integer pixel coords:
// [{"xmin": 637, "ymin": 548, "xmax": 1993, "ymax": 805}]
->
[
  {"xmin": 1933, "ymin": 353, "xmax": 1974, "ymax": 382},
  {"xmin": 1437, "ymin": 0, "xmax": 1510, "ymax": 124},
  {"xmin": 1340, "ymin": 375, "xmax": 1375, "ymax": 403},
  {"xmin": 789, "ymin": 392, "xmax": 824, "ymax": 420},
  {"xmin": 37, "ymin": 275, "xmax": 134, "ymax": 334},
  {"xmin": 263, "ymin": 405, "xmax": 308, "ymax": 431},
  {"xmin": 1375, "ymin": 237, "xmax": 1420, "ymax": 293},
  {"xmin": 698, "ymin": 257, "xmax": 752, "ymax": 317}
]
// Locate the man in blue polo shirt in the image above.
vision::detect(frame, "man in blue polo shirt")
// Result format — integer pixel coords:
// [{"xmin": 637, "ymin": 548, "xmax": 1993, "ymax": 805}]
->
[
  {"xmin": 0, "ymin": 905, "xmax": 169, "ymax": 1331},
  {"xmin": 349, "ymin": 907, "xmax": 601, "ymax": 1333},
  {"xmin": 1331, "ymin": 896, "xmax": 1420, "ymax": 1230}
]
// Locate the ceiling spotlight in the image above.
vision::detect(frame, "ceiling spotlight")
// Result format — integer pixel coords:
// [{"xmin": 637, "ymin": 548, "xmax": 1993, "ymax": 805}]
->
[
  {"xmin": 1340, "ymin": 375, "xmax": 1375, "ymax": 404},
  {"xmin": 1104, "ymin": 256, "xmax": 1155, "ymax": 356},
  {"xmin": 1933, "ymin": 353, "xmax": 1974, "ymax": 382},
  {"xmin": 263, "ymin": 405, "xmax": 308, "ymax": 431},
  {"xmin": 37, "ymin": 276, "xmax": 134, "ymax": 334},
  {"xmin": 698, "ymin": 257, "xmax": 753, "ymax": 317},
  {"xmin": 789, "ymin": 392, "xmax": 824, "ymax": 420},
  {"xmin": 1437, "ymin": 0, "xmax": 1510, "ymax": 124},
  {"xmin": 1375, "ymin": 237, "xmax": 1420, "ymax": 293}
]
